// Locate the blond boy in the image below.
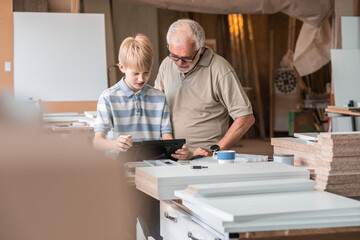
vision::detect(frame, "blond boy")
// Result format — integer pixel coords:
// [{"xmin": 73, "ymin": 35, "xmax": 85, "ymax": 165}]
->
[{"xmin": 93, "ymin": 34, "xmax": 188, "ymax": 159}]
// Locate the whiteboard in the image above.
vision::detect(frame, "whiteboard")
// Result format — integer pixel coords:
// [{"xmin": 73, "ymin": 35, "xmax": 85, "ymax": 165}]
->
[{"xmin": 13, "ymin": 12, "xmax": 107, "ymax": 101}]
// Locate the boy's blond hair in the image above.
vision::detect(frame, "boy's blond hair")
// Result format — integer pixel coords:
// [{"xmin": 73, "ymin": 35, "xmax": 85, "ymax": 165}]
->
[{"xmin": 118, "ymin": 34, "xmax": 154, "ymax": 72}]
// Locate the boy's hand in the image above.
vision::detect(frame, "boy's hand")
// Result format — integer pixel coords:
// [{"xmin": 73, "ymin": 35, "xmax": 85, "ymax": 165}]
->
[
  {"xmin": 171, "ymin": 145, "xmax": 189, "ymax": 160},
  {"xmin": 115, "ymin": 135, "xmax": 133, "ymax": 152}
]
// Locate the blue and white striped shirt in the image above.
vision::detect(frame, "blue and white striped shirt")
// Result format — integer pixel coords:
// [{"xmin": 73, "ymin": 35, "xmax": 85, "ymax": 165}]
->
[{"xmin": 94, "ymin": 78, "xmax": 172, "ymax": 141}]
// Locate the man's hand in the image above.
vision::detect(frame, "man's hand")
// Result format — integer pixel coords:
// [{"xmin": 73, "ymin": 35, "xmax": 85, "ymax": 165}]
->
[
  {"xmin": 115, "ymin": 135, "xmax": 133, "ymax": 152},
  {"xmin": 171, "ymin": 145, "xmax": 189, "ymax": 160},
  {"xmin": 193, "ymin": 147, "xmax": 212, "ymax": 157}
]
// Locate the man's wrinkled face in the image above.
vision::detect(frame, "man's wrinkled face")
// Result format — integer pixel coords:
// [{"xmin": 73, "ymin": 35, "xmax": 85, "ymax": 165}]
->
[{"xmin": 168, "ymin": 32, "xmax": 201, "ymax": 74}]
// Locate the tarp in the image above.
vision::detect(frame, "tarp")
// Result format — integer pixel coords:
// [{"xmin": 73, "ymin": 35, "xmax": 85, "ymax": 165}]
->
[{"xmin": 117, "ymin": 0, "xmax": 333, "ymax": 76}]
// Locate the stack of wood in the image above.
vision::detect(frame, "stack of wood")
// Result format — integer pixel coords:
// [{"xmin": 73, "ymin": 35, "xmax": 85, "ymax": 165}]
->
[
  {"xmin": 315, "ymin": 132, "xmax": 360, "ymax": 197},
  {"xmin": 272, "ymin": 132, "xmax": 360, "ymax": 197},
  {"xmin": 271, "ymin": 137, "xmax": 320, "ymax": 168}
]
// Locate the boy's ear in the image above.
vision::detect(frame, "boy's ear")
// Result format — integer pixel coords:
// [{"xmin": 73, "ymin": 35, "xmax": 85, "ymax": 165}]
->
[{"xmin": 118, "ymin": 63, "xmax": 126, "ymax": 73}]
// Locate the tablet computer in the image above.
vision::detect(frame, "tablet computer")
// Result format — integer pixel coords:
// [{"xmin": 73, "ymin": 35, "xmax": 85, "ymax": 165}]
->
[{"xmin": 117, "ymin": 139, "xmax": 186, "ymax": 162}]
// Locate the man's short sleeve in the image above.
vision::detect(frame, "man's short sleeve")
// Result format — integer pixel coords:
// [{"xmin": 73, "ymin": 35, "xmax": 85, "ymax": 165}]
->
[{"xmin": 216, "ymin": 71, "xmax": 253, "ymax": 120}]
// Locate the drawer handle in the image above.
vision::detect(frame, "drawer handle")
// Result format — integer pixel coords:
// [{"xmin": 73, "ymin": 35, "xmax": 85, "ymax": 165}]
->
[
  {"xmin": 188, "ymin": 232, "xmax": 221, "ymax": 240},
  {"xmin": 188, "ymin": 232, "xmax": 200, "ymax": 240},
  {"xmin": 164, "ymin": 211, "xmax": 177, "ymax": 223}
]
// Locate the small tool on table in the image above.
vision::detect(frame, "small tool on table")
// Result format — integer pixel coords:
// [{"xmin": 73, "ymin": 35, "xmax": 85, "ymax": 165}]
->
[{"xmin": 191, "ymin": 165, "xmax": 208, "ymax": 169}]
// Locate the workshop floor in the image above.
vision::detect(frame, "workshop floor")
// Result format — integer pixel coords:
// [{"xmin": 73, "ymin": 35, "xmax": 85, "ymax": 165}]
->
[{"xmin": 233, "ymin": 138, "xmax": 273, "ymax": 157}]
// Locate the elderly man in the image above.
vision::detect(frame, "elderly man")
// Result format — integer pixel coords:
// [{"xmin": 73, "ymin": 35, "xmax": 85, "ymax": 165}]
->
[{"xmin": 155, "ymin": 19, "xmax": 255, "ymax": 157}]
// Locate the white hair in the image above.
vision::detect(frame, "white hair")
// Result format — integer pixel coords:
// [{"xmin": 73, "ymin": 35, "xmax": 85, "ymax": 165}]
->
[{"xmin": 166, "ymin": 19, "xmax": 206, "ymax": 49}]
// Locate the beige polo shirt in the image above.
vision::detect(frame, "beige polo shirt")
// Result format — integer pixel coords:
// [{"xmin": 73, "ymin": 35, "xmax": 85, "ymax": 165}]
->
[{"xmin": 155, "ymin": 47, "xmax": 253, "ymax": 154}]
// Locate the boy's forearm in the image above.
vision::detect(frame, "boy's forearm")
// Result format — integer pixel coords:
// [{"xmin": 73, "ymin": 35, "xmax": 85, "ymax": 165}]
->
[
  {"xmin": 161, "ymin": 133, "xmax": 173, "ymax": 140},
  {"xmin": 93, "ymin": 132, "xmax": 115, "ymax": 151}
]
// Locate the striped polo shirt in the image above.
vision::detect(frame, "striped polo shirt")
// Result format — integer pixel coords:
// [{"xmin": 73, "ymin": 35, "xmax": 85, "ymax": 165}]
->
[{"xmin": 94, "ymin": 78, "xmax": 172, "ymax": 142}]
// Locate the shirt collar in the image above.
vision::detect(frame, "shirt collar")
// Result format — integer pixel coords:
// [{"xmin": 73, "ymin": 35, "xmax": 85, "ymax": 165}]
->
[
  {"xmin": 197, "ymin": 47, "xmax": 213, "ymax": 67},
  {"xmin": 178, "ymin": 47, "xmax": 213, "ymax": 78},
  {"xmin": 118, "ymin": 77, "xmax": 148, "ymax": 97}
]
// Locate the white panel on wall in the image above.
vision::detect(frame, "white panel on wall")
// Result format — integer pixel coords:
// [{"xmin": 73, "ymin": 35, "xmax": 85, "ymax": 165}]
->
[
  {"xmin": 14, "ymin": 12, "xmax": 107, "ymax": 101},
  {"xmin": 331, "ymin": 49, "xmax": 360, "ymax": 131},
  {"xmin": 341, "ymin": 16, "xmax": 360, "ymax": 49}
]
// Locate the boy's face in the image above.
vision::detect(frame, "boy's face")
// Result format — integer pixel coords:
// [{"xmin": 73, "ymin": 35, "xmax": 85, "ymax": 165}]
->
[{"xmin": 119, "ymin": 65, "xmax": 151, "ymax": 92}]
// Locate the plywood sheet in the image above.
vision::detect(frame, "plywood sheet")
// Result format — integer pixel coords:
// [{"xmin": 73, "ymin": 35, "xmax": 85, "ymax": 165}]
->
[
  {"xmin": 271, "ymin": 137, "xmax": 320, "ymax": 154},
  {"xmin": 319, "ymin": 137, "xmax": 360, "ymax": 147},
  {"xmin": 319, "ymin": 131, "xmax": 360, "ymax": 140},
  {"xmin": 273, "ymin": 146, "xmax": 317, "ymax": 167}
]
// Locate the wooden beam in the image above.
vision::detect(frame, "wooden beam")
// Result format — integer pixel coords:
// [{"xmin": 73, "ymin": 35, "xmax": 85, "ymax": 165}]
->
[
  {"xmin": 13, "ymin": 0, "xmax": 48, "ymax": 12},
  {"xmin": 269, "ymin": 30, "xmax": 274, "ymax": 138},
  {"xmin": 0, "ymin": 0, "xmax": 14, "ymax": 92},
  {"xmin": 355, "ymin": 0, "xmax": 360, "ymax": 16},
  {"xmin": 71, "ymin": 0, "xmax": 80, "ymax": 13},
  {"xmin": 247, "ymin": 15, "xmax": 266, "ymax": 139},
  {"xmin": 238, "ymin": 14, "xmax": 250, "ymax": 87}
]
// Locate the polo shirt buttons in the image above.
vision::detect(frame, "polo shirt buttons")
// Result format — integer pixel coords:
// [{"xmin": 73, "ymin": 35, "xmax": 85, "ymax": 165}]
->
[{"xmin": 135, "ymin": 92, "xmax": 141, "ymax": 115}]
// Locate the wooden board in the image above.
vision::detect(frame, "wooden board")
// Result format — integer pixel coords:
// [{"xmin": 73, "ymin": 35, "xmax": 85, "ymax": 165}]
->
[
  {"xmin": 319, "ymin": 131, "xmax": 360, "ymax": 139},
  {"xmin": 135, "ymin": 162, "xmax": 310, "ymax": 200},
  {"xmin": 177, "ymin": 191, "xmax": 360, "ymax": 221},
  {"xmin": 325, "ymin": 106, "xmax": 360, "ymax": 116},
  {"xmin": 185, "ymin": 179, "xmax": 315, "ymax": 197},
  {"xmin": 271, "ymin": 137, "xmax": 320, "ymax": 154},
  {"xmin": 273, "ymin": 146, "xmax": 317, "ymax": 168}
]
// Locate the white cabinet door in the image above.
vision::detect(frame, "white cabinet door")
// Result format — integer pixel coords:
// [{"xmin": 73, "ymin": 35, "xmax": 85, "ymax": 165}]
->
[{"xmin": 160, "ymin": 201, "xmax": 223, "ymax": 240}]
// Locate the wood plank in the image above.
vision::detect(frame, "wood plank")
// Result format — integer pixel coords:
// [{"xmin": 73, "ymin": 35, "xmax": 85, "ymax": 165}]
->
[
  {"xmin": 176, "ymin": 190, "xmax": 360, "ymax": 223},
  {"xmin": 43, "ymin": 101, "xmax": 97, "ymax": 113},
  {"xmin": 271, "ymin": 137, "xmax": 320, "ymax": 154},
  {"xmin": 319, "ymin": 137, "xmax": 360, "ymax": 146},
  {"xmin": 136, "ymin": 162, "xmax": 310, "ymax": 200},
  {"xmin": 325, "ymin": 106, "xmax": 360, "ymax": 116},
  {"xmin": 316, "ymin": 173, "xmax": 360, "ymax": 184},
  {"xmin": 273, "ymin": 146, "xmax": 317, "ymax": 168},
  {"xmin": 185, "ymin": 179, "xmax": 315, "ymax": 197}
]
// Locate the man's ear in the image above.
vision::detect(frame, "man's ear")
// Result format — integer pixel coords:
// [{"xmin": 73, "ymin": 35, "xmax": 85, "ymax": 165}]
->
[{"xmin": 119, "ymin": 63, "xmax": 126, "ymax": 73}]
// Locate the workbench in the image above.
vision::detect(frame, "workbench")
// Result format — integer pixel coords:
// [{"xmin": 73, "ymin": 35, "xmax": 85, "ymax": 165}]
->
[
  {"xmin": 134, "ymin": 160, "xmax": 360, "ymax": 240},
  {"xmin": 160, "ymin": 200, "xmax": 360, "ymax": 240}
]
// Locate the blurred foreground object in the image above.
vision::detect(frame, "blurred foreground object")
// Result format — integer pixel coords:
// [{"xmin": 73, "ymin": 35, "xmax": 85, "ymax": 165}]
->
[{"xmin": 0, "ymin": 94, "xmax": 132, "ymax": 240}]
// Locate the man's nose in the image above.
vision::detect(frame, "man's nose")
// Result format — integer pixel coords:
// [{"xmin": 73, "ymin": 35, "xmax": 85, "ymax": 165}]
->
[{"xmin": 177, "ymin": 59, "xmax": 186, "ymax": 66}]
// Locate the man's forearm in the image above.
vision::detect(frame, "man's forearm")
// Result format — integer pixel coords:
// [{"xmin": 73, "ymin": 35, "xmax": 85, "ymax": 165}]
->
[{"xmin": 217, "ymin": 114, "xmax": 255, "ymax": 150}]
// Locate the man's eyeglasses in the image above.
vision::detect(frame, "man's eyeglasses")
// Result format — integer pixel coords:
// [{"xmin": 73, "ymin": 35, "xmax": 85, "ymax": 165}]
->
[{"xmin": 167, "ymin": 47, "xmax": 201, "ymax": 63}]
